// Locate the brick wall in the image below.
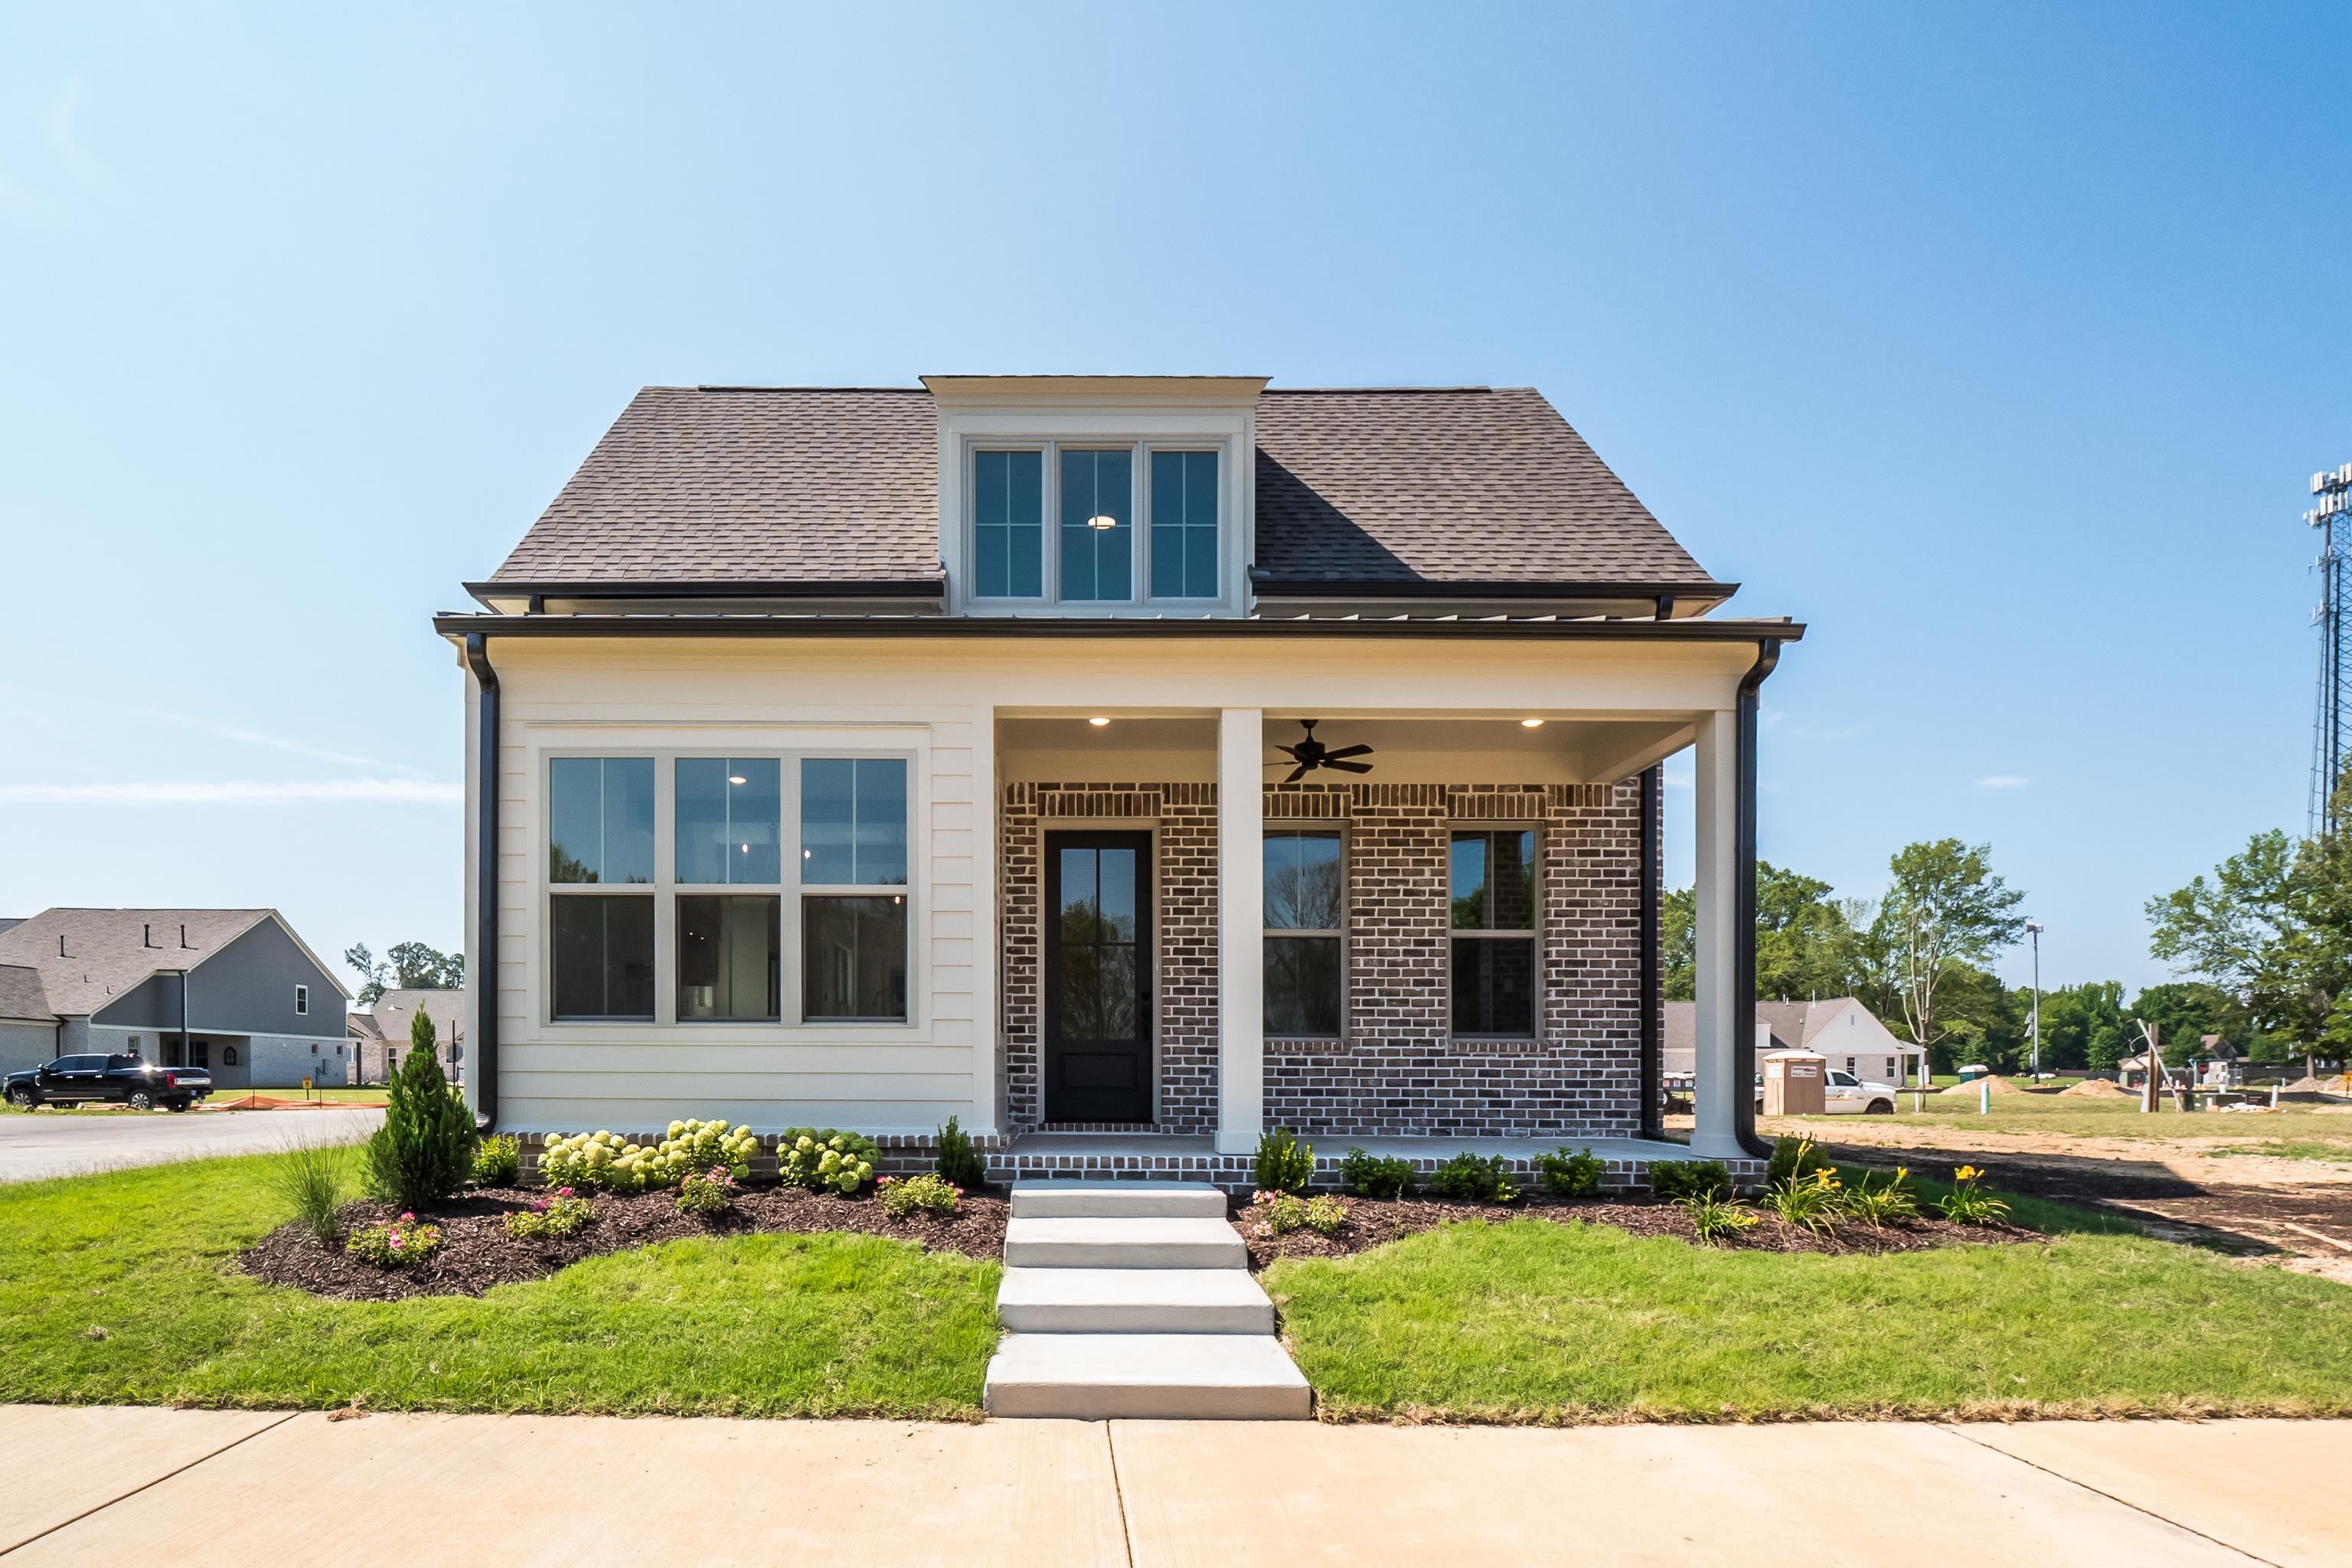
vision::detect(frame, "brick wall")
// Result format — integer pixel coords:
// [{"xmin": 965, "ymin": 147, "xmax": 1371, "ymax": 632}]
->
[{"xmin": 1000, "ymin": 776, "xmax": 1645, "ymax": 1141}]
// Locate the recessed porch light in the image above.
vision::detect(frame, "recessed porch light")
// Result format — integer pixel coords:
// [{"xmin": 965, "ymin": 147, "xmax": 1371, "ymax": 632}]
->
[
  {"xmin": 1520, "ymin": 718, "xmax": 1545, "ymax": 729},
  {"xmin": 1086, "ymin": 514, "xmax": 1118, "ymax": 531},
  {"xmin": 727, "ymin": 775, "xmax": 747, "ymax": 785},
  {"xmin": 1088, "ymin": 716, "xmax": 1112, "ymax": 727}
]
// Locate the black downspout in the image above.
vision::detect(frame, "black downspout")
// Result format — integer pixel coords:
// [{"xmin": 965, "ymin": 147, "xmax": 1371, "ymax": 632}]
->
[
  {"xmin": 1638, "ymin": 763, "xmax": 1664, "ymax": 1141},
  {"xmin": 178, "ymin": 970, "xmax": 191, "ymax": 1070},
  {"xmin": 462, "ymin": 632, "xmax": 500, "ymax": 1132},
  {"xmin": 1732, "ymin": 638, "xmax": 1783, "ymax": 1161}
]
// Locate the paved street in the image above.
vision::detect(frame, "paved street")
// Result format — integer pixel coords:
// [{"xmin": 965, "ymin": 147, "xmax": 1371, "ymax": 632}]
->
[
  {"xmin": 0, "ymin": 1107, "xmax": 382, "ymax": 1185},
  {"xmin": 0, "ymin": 1406, "xmax": 2341, "ymax": 1564}
]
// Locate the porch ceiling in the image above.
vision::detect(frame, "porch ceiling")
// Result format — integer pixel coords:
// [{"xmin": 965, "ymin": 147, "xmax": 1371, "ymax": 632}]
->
[{"xmin": 998, "ymin": 714, "xmax": 1691, "ymax": 786}]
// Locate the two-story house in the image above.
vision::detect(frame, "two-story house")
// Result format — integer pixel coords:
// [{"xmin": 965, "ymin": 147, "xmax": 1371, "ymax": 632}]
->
[{"xmin": 432, "ymin": 377, "xmax": 1801, "ymax": 1184}]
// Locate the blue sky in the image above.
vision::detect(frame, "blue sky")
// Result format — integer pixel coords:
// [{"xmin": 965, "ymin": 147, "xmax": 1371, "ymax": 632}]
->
[{"xmin": 2, "ymin": 2, "xmax": 2347, "ymax": 998}]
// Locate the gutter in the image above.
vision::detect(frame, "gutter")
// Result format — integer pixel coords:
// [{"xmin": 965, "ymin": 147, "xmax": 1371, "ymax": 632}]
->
[
  {"xmin": 462, "ymin": 632, "xmax": 500, "ymax": 1132},
  {"xmin": 1249, "ymin": 575, "xmax": 1740, "ymax": 603},
  {"xmin": 433, "ymin": 612, "xmax": 1806, "ymax": 645},
  {"xmin": 1732, "ymin": 638, "xmax": 1784, "ymax": 1161},
  {"xmin": 1639, "ymin": 763, "xmax": 1664, "ymax": 1141}
]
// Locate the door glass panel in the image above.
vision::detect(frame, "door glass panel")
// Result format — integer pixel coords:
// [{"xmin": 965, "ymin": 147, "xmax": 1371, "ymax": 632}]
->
[{"xmin": 1057, "ymin": 845, "xmax": 1138, "ymax": 1041}]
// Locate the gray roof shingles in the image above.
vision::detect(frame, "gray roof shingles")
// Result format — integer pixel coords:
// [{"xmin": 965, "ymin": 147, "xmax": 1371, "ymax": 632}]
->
[
  {"xmin": 0, "ymin": 963, "xmax": 51, "ymax": 1023},
  {"xmin": 486, "ymin": 384, "xmax": 1716, "ymax": 592},
  {"xmin": 0, "ymin": 909, "xmax": 272, "ymax": 1018}
]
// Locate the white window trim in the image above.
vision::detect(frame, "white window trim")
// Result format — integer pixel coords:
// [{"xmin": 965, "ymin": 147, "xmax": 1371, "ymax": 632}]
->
[
  {"xmin": 1446, "ymin": 822, "xmax": 1542, "ymax": 1044},
  {"xmin": 534, "ymin": 741, "xmax": 927, "ymax": 1042},
  {"xmin": 294, "ymin": 985, "xmax": 308, "ymax": 1016},
  {"xmin": 1263, "ymin": 823, "xmax": 1348, "ymax": 1042},
  {"xmin": 938, "ymin": 403, "xmax": 1255, "ymax": 618}
]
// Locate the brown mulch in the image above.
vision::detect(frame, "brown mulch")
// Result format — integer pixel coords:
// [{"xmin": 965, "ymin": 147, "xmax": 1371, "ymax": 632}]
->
[
  {"xmin": 1230, "ymin": 1191, "xmax": 2034, "ymax": 1270},
  {"xmin": 240, "ymin": 1185, "xmax": 1010, "ymax": 1302}
]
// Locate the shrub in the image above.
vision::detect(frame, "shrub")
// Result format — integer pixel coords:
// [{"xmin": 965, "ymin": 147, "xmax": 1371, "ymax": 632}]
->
[
  {"xmin": 346, "ymin": 1211, "xmax": 444, "ymax": 1268},
  {"xmin": 1253, "ymin": 1129, "xmax": 1315, "ymax": 1195},
  {"xmin": 1533, "ymin": 1145, "xmax": 1603, "ymax": 1199},
  {"xmin": 1253, "ymin": 1190, "xmax": 1342, "ymax": 1235},
  {"xmin": 358, "ymin": 1016, "xmax": 477, "ymax": 1211},
  {"xmin": 1304, "ymin": 1194, "xmax": 1346, "ymax": 1234},
  {"xmin": 505, "ymin": 1188, "xmax": 594, "ymax": 1239},
  {"xmin": 780, "ymin": 1128, "xmax": 880, "ymax": 1194},
  {"xmin": 540, "ymin": 1119, "xmax": 759, "ymax": 1194},
  {"xmin": 1429, "ymin": 1152, "xmax": 1520, "ymax": 1204},
  {"xmin": 935, "ymin": 1115, "xmax": 987, "ymax": 1191},
  {"xmin": 1938, "ymin": 1165, "xmax": 2012, "ymax": 1226},
  {"xmin": 472, "ymin": 1134, "xmax": 521, "ymax": 1188},
  {"xmin": 1681, "ymin": 1191, "xmax": 1759, "ymax": 1245},
  {"xmin": 676, "ymin": 1166, "xmax": 739, "ymax": 1217},
  {"xmin": 1841, "ymin": 1166, "xmax": 1919, "ymax": 1227},
  {"xmin": 1338, "ymin": 1148, "xmax": 1415, "ymax": 1200},
  {"xmin": 1646, "ymin": 1159, "xmax": 1732, "ymax": 1202},
  {"xmin": 880, "ymin": 1172, "xmax": 962, "ymax": 1218},
  {"xmin": 1766, "ymin": 1135, "xmax": 1829, "ymax": 1189},
  {"xmin": 1766, "ymin": 1168, "xmax": 1844, "ymax": 1233},
  {"xmin": 270, "ymin": 1139, "xmax": 351, "ymax": 1248}
]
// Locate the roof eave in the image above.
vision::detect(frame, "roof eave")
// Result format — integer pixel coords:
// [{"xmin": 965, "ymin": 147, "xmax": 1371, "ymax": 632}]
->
[{"xmin": 434, "ymin": 611, "xmax": 1803, "ymax": 643}]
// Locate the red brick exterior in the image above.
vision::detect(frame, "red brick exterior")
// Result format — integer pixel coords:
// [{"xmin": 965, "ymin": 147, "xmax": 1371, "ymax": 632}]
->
[{"xmin": 1001, "ymin": 776, "xmax": 1645, "ymax": 1140}]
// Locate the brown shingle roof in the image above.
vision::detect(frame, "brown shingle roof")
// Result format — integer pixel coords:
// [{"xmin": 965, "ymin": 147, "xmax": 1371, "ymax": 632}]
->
[
  {"xmin": 484, "ymin": 384, "xmax": 1716, "ymax": 592},
  {"xmin": 357, "ymin": 988, "xmax": 464, "ymax": 1044},
  {"xmin": 1252, "ymin": 388, "xmax": 1709, "ymax": 586}
]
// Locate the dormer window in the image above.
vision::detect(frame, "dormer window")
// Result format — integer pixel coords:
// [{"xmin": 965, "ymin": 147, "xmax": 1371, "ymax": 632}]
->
[{"xmin": 961, "ymin": 441, "xmax": 1226, "ymax": 609}]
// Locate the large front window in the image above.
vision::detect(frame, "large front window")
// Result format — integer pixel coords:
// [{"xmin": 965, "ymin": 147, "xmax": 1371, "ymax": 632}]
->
[
  {"xmin": 800, "ymin": 759, "xmax": 909, "ymax": 1021},
  {"xmin": 1450, "ymin": 828, "xmax": 1536, "ymax": 1037},
  {"xmin": 550, "ymin": 757, "xmax": 656, "ymax": 1020},
  {"xmin": 966, "ymin": 443, "xmax": 1219, "ymax": 606},
  {"xmin": 1264, "ymin": 829, "xmax": 1343, "ymax": 1037}
]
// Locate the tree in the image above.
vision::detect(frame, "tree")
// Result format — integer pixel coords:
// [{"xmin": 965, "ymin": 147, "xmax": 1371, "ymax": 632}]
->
[
  {"xmin": 359, "ymin": 1006, "xmax": 477, "ymax": 1210},
  {"xmin": 345, "ymin": 940, "xmax": 465, "ymax": 1004},
  {"xmin": 1661, "ymin": 861, "xmax": 1857, "ymax": 1002},
  {"xmin": 2147, "ymin": 812, "xmax": 2352, "ymax": 1060},
  {"xmin": 2129, "ymin": 981, "xmax": 2251, "ymax": 1064},
  {"xmin": 1875, "ymin": 839, "xmax": 2027, "ymax": 1060},
  {"xmin": 2034, "ymin": 981, "xmax": 2129, "ymax": 1070}
]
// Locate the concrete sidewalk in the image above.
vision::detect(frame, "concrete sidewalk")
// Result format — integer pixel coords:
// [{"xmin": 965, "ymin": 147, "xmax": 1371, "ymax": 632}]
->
[{"xmin": 2, "ymin": 1405, "xmax": 2342, "ymax": 1565}]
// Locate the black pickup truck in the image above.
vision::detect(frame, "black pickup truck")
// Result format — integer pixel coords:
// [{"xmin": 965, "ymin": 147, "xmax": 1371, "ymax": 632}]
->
[{"xmin": 3, "ymin": 1054, "xmax": 213, "ymax": 1111}]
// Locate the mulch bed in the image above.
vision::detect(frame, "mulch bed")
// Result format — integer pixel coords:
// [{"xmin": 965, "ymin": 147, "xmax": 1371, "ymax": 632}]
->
[
  {"xmin": 241, "ymin": 1185, "xmax": 1011, "ymax": 1302},
  {"xmin": 1231, "ymin": 1192, "xmax": 2034, "ymax": 1270}
]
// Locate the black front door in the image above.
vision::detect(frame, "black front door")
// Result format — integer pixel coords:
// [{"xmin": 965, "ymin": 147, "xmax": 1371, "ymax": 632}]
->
[{"xmin": 1045, "ymin": 831, "xmax": 1152, "ymax": 1123}]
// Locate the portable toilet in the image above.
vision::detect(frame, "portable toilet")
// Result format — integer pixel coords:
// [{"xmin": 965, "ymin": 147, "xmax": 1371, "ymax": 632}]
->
[{"xmin": 1762, "ymin": 1050, "xmax": 1827, "ymax": 1116}]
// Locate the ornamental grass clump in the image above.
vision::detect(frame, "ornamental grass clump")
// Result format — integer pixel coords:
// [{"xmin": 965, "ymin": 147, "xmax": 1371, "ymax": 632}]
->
[
  {"xmin": 1253, "ymin": 1129, "xmax": 1315, "ymax": 1194},
  {"xmin": 359, "ymin": 1012, "xmax": 477, "ymax": 1211},
  {"xmin": 1766, "ymin": 1167, "xmax": 1844, "ymax": 1235},
  {"xmin": 1938, "ymin": 1165, "xmax": 2012, "ymax": 1226},
  {"xmin": 879, "ymin": 1172, "xmax": 962, "ymax": 1218},
  {"xmin": 346, "ymin": 1211, "xmax": 445, "ymax": 1268},
  {"xmin": 1680, "ymin": 1190, "xmax": 1759, "ymax": 1245},
  {"xmin": 676, "ymin": 1167, "xmax": 739, "ymax": 1217},
  {"xmin": 780, "ymin": 1129, "xmax": 880, "ymax": 1194},
  {"xmin": 471, "ymin": 1134, "xmax": 521, "ymax": 1188},
  {"xmin": 1840, "ymin": 1166, "xmax": 1920, "ymax": 1227},
  {"xmin": 1429, "ymin": 1152, "xmax": 1519, "ymax": 1204},
  {"xmin": 1533, "ymin": 1145, "xmax": 1603, "ymax": 1199},
  {"xmin": 1338, "ymin": 1148, "xmax": 1415, "ymax": 1200},
  {"xmin": 269, "ymin": 1138, "xmax": 351, "ymax": 1249},
  {"xmin": 505, "ymin": 1188, "xmax": 593, "ymax": 1239}
]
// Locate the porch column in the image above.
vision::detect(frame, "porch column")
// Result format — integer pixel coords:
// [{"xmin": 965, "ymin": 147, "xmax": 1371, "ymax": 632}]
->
[
  {"xmin": 1690, "ymin": 707, "xmax": 1743, "ymax": 1160},
  {"xmin": 1215, "ymin": 707, "xmax": 1264, "ymax": 1155}
]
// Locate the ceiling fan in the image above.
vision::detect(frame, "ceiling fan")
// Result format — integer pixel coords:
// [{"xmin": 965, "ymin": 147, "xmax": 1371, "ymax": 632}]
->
[{"xmin": 1272, "ymin": 719, "xmax": 1375, "ymax": 784}]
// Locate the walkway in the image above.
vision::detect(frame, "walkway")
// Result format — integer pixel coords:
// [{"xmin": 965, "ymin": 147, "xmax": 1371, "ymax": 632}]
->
[
  {"xmin": 1, "ymin": 1406, "xmax": 2342, "ymax": 1564},
  {"xmin": 0, "ymin": 1106, "xmax": 382, "ymax": 1185}
]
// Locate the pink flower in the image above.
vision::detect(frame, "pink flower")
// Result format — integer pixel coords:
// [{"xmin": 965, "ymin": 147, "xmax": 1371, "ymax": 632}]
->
[
  {"xmin": 399, "ymin": 1211, "xmax": 416, "ymax": 1222},
  {"xmin": 557, "ymin": 1187, "xmax": 575, "ymax": 1198}
]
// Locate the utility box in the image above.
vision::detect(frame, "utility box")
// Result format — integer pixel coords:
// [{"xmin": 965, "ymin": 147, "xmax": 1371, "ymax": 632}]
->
[{"xmin": 1762, "ymin": 1050, "xmax": 1827, "ymax": 1116}]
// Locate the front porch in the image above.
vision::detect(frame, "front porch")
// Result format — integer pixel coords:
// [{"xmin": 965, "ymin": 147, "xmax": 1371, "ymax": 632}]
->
[{"xmin": 995, "ymin": 1130, "xmax": 1764, "ymax": 1192}]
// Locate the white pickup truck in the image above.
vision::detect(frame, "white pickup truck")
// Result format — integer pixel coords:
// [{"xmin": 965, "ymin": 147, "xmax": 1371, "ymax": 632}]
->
[{"xmin": 1755, "ymin": 1068, "xmax": 1899, "ymax": 1116}]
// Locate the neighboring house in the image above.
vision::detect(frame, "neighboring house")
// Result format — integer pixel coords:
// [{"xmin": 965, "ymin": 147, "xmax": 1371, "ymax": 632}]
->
[
  {"xmin": 430, "ymin": 377, "xmax": 1805, "ymax": 1180},
  {"xmin": 347, "ymin": 989, "xmax": 465, "ymax": 1085},
  {"xmin": 1664, "ymin": 998, "xmax": 1926, "ymax": 1089},
  {"xmin": 0, "ymin": 964, "xmax": 56, "ymax": 1077},
  {"xmin": 0, "ymin": 909, "xmax": 352, "ymax": 1089}
]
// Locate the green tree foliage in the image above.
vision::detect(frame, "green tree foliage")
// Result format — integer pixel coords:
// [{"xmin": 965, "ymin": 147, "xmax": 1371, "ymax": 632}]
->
[
  {"xmin": 2128, "ymin": 980, "xmax": 2255, "ymax": 1063},
  {"xmin": 1873, "ymin": 839, "xmax": 2027, "ymax": 1060},
  {"xmin": 344, "ymin": 941, "xmax": 465, "ymax": 1004},
  {"xmin": 2032, "ymin": 981, "xmax": 2129, "ymax": 1071},
  {"xmin": 359, "ymin": 1008, "xmax": 478, "ymax": 1210},
  {"xmin": 1661, "ymin": 862, "xmax": 1857, "ymax": 1002}
]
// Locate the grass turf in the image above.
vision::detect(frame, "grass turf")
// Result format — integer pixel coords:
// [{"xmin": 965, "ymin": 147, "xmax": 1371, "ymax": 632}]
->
[
  {"xmin": 1777, "ymin": 1093, "xmax": 2352, "ymax": 1149},
  {"xmin": 1267, "ymin": 1194, "xmax": 2352, "ymax": 1423},
  {"xmin": 0, "ymin": 1152, "xmax": 998, "ymax": 1418}
]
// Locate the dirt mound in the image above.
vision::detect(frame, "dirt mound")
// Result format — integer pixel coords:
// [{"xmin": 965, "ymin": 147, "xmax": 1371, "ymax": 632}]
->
[
  {"xmin": 2059, "ymin": 1077, "xmax": 2132, "ymax": 1098},
  {"xmin": 1949, "ymin": 1074, "xmax": 2025, "ymax": 1096}
]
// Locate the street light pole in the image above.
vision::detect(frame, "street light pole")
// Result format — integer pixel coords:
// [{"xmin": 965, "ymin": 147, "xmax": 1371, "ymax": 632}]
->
[{"xmin": 2024, "ymin": 921, "xmax": 2044, "ymax": 1080}]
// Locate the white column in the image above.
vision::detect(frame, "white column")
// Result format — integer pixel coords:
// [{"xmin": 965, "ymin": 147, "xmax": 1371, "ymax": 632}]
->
[
  {"xmin": 1216, "ymin": 707, "xmax": 1265, "ymax": 1155},
  {"xmin": 1690, "ymin": 707, "xmax": 1744, "ymax": 1159}
]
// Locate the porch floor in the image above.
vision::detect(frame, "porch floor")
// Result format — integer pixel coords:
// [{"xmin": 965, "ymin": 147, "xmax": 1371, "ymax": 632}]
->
[{"xmin": 995, "ymin": 1132, "xmax": 1760, "ymax": 1191}]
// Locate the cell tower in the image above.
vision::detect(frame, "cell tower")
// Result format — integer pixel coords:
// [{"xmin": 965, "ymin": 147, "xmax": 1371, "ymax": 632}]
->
[{"xmin": 2311, "ymin": 462, "xmax": 2352, "ymax": 835}]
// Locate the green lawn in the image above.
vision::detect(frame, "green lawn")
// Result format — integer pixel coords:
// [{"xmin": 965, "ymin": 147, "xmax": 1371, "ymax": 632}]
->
[
  {"xmin": 0, "ymin": 1153, "xmax": 998, "ymax": 1418},
  {"xmin": 1267, "ymin": 1193, "xmax": 2352, "ymax": 1423},
  {"xmin": 1778, "ymin": 1090, "xmax": 2352, "ymax": 1148}
]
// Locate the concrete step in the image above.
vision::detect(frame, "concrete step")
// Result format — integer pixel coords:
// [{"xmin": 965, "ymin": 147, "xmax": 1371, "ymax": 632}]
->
[
  {"xmin": 997, "ymin": 1266, "xmax": 1275, "ymax": 1334},
  {"xmin": 983, "ymin": 1332, "xmax": 1312, "ymax": 1419},
  {"xmin": 1002, "ymin": 1216, "xmax": 1247, "ymax": 1271},
  {"xmin": 1010, "ymin": 1181, "xmax": 1230, "ymax": 1220}
]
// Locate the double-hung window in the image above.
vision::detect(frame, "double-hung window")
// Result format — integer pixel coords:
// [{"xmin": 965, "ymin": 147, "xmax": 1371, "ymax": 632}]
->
[
  {"xmin": 675, "ymin": 759, "xmax": 782, "ymax": 1022},
  {"xmin": 1264, "ymin": 829, "xmax": 1344, "ymax": 1037},
  {"xmin": 968, "ymin": 443, "xmax": 1220, "ymax": 606},
  {"xmin": 1449, "ymin": 828, "xmax": 1536, "ymax": 1038},
  {"xmin": 549, "ymin": 757, "xmax": 658, "ymax": 1021},
  {"xmin": 801, "ymin": 758, "xmax": 910, "ymax": 1022}
]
